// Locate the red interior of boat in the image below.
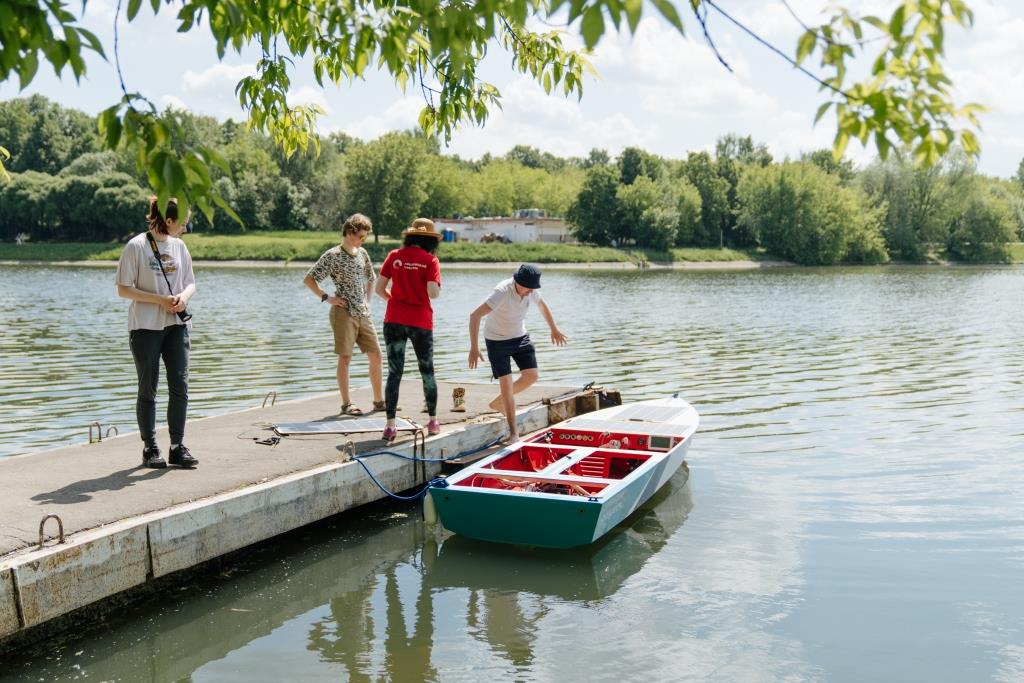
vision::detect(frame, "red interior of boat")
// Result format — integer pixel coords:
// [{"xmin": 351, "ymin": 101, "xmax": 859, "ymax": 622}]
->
[
  {"xmin": 524, "ymin": 428, "xmax": 681, "ymax": 452},
  {"xmin": 482, "ymin": 445, "xmax": 575, "ymax": 473},
  {"xmin": 558, "ymin": 449, "xmax": 651, "ymax": 480},
  {"xmin": 455, "ymin": 473, "xmax": 609, "ymax": 496},
  {"xmin": 452, "ymin": 433, "xmax": 661, "ymax": 496}
]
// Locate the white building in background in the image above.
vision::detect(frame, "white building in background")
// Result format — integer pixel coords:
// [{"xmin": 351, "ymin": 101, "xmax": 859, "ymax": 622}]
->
[{"xmin": 434, "ymin": 209, "xmax": 576, "ymax": 244}]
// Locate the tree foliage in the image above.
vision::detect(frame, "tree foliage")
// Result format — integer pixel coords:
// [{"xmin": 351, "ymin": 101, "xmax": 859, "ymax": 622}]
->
[
  {"xmin": 568, "ymin": 165, "xmax": 621, "ymax": 246},
  {"xmin": 0, "ymin": 0, "xmax": 985, "ymax": 224},
  {"xmin": 343, "ymin": 131, "xmax": 430, "ymax": 240},
  {"xmin": 737, "ymin": 162, "xmax": 888, "ymax": 265}
]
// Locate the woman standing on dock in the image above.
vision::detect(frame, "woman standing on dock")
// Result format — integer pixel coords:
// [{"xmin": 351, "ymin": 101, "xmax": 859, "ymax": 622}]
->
[
  {"xmin": 374, "ymin": 219, "xmax": 443, "ymax": 441},
  {"xmin": 115, "ymin": 197, "xmax": 199, "ymax": 469}
]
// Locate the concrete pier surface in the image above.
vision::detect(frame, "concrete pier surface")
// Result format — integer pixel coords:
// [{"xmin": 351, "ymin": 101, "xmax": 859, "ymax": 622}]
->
[{"xmin": 0, "ymin": 380, "xmax": 596, "ymax": 644}]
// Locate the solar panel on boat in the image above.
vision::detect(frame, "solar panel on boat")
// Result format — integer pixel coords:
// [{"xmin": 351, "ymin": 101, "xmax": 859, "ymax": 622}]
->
[
  {"xmin": 565, "ymin": 418, "xmax": 691, "ymax": 436},
  {"xmin": 614, "ymin": 404, "xmax": 689, "ymax": 423},
  {"xmin": 273, "ymin": 417, "xmax": 416, "ymax": 435}
]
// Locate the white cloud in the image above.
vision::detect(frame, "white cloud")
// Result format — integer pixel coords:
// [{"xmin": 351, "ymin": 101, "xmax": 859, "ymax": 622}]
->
[
  {"xmin": 289, "ymin": 86, "xmax": 331, "ymax": 115},
  {"xmin": 339, "ymin": 96, "xmax": 424, "ymax": 140},
  {"xmin": 182, "ymin": 64, "xmax": 256, "ymax": 94},
  {"xmin": 158, "ymin": 95, "xmax": 189, "ymax": 112}
]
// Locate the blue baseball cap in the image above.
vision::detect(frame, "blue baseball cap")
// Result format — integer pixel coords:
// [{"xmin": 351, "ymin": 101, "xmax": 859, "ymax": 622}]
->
[{"xmin": 513, "ymin": 263, "xmax": 542, "ymax": 289}]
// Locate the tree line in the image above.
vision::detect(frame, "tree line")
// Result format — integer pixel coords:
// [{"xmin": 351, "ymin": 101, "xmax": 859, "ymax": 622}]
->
[{"xmin": 1, "ymin": 95, "xmax": 1022, "ymax": 264}]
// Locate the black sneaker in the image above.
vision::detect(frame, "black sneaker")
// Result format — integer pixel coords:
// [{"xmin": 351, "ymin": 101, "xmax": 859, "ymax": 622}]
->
[
  {"xmin": 143, "ymin": 446, "xmax": 167, "ymax": 469},
  {"xmin": 168, "ymin": 444, "xmax": 199, "ymax": 468}
]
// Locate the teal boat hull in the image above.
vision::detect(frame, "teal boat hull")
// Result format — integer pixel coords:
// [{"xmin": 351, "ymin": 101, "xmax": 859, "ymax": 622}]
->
[{"xmin": 430, "ymin": 437, "xmax": 692, "ymax": 548}]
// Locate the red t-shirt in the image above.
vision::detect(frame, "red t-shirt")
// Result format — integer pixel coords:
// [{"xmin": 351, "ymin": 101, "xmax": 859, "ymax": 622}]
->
[{"xmin": 380, "ymin": 246, "xmax": 441, "ymax": 329}]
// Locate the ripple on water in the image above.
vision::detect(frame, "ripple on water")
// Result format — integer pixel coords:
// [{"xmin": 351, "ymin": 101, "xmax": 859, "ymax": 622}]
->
[{"xmin": 2, "ymin": 265, "xmax": 1024, "ymax": 682}]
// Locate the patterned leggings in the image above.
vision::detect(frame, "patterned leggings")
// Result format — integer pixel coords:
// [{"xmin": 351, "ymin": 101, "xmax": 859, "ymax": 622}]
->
[{"xmin": 383, "ymin": 323, "xmax": 437, "ymax": 419}]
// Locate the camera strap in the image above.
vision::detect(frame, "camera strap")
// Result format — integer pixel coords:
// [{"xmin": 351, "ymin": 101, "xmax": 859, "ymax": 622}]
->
[
  {"xmin": 145, "ymin": 231, "xmax": 178, "ymax": 297},
  {"xmin": 145, "ymin": 231, "xmax": 191, "ymax": 322}
]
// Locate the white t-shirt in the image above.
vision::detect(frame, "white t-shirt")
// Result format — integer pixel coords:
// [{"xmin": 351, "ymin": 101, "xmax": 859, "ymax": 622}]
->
[
  {"xmin": 116, "ymin": 232, "xmax": 195, "ymax": 331},
  {"xmin": 482, "ymin": 278, "xmax": 542, "ymax": 341}
]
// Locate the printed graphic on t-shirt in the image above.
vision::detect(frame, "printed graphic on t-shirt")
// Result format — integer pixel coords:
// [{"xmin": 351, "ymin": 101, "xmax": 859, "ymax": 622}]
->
[{"xmin": 150, "ymin": 253, "xmax": 178, "ymax": 275}]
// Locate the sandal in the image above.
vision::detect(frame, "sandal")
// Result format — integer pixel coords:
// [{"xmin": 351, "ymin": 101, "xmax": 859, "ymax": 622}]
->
[
  {"xmin": 340, "ymin": 403, "xmax": 364, "ymax": 417},
  {"xmin": 369, "ymin": 400, "xmax": 386, "ymax": 413}
]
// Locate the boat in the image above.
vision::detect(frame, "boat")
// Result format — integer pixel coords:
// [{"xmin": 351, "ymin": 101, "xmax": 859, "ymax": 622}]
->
[{"xmin": 427, "ymin": 396, "xmax": 699, "ymax": 548}]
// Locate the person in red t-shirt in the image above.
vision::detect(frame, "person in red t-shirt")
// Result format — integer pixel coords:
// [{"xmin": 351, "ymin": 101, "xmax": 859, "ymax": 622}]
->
[{"xmin": 374, "ymin": 218, "xmax": 443, "ymax": 440}]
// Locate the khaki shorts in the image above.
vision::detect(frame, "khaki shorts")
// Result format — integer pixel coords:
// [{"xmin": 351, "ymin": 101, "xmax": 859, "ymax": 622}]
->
[{"xmin": 329, "ymin": 306, "xmax": 381, "ymax": 355}]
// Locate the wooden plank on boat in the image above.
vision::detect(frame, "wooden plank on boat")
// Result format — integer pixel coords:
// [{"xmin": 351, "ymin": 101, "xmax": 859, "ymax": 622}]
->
[{"xmin": 442, "ymin": 442, "xmax": 508, "ymax": 470}]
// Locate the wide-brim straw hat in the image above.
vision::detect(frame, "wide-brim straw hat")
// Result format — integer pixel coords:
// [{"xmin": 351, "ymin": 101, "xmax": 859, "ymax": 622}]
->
[{"xmin": 402, "ymin": 217, "xmax": 442, "ymax": 240}]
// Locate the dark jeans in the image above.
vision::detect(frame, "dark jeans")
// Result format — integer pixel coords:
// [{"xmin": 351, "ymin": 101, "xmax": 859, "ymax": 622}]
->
[
  {"xmin": 383, "ymin": 322, "xmax": 436, "ymax": 419},
  {"xmin": 129, "ymin": 325, "xmax": 190, "ymax": 449}
]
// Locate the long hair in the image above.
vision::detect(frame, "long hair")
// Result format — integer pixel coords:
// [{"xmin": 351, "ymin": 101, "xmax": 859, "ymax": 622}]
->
[
  {"xmin": 404, "ymin": 234, "xmax": 439, "ymax": 253},
  {"xmin": 147, "ymin": 196, "xmax": 179, "ymax": 235}
]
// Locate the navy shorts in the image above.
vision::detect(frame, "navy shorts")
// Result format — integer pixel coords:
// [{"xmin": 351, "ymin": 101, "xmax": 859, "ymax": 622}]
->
[{"xmin": 485, "ymin": 335, "xmax": 537, "ymax": 379}]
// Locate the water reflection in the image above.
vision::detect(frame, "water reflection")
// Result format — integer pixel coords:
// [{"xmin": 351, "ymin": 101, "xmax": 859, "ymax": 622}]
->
[
  {"xmin": 426, "ymin": 474, "xmax": 692, "ymax": 603},
  {"xmin": 0, "ymin": 474, "xmax": 691, "ymax": 682}
]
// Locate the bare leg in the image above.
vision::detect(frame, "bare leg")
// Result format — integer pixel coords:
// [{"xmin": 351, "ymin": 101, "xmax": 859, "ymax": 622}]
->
[
  {"xmin": 497, "ymin": 375, "xmax": 517, "ymax": 440},
  {"xmin": 488, "ymin": 368, "xmax": 539, "ymax": 410},
  {"xmin": 367, "ymin": 350, "xmax": 384, "ymax": 403},
  {"xmin": 492, "ymin": 368, "xmax": 539, "ymax": 440},
  {"xmin": 336, "ymin": 355, "xmax": 352, "ymax": 406}
]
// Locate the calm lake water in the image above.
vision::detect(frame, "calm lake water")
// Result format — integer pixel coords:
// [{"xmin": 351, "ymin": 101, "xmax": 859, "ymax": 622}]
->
[{"xmin": 1, "ymin": 264, "xmax": 1023, "ymax": 681}]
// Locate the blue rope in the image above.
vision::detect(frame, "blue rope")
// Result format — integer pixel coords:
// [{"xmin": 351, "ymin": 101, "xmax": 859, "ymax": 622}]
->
[{"xmin": 351, "ymin": 434, "xmax": 503, "ymax": 501}]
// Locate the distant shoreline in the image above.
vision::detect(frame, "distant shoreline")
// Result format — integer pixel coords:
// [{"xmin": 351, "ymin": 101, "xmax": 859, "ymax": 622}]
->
[{"xmin": 0, "ymin": 258, "xmax": 796, "ymax": 270}]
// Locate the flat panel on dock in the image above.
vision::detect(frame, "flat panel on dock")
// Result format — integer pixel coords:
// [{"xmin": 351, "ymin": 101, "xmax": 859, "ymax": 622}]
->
[{"xmin": 273, "ymin": 417, "xmax": 416, "ymax": 435}]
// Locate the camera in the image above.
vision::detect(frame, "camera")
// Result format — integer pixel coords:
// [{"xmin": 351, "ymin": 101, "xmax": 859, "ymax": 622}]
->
[{"xmin": 177, "ymin": 310, "xmax": 193, "ymax": 322}]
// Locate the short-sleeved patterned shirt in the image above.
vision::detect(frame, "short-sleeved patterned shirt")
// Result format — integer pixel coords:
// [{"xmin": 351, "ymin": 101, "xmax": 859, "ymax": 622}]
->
[{"xmin": 306, "ymin": 246, "xmax": 376, "ymax": 318}]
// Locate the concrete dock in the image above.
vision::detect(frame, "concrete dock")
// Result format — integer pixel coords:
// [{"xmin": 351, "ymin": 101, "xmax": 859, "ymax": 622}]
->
[{"xmin": 0, "ymin": 380, "xmax": 606, "ymax": 647}]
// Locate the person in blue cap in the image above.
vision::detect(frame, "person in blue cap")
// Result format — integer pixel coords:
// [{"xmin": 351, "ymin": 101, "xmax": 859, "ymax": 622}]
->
[{"xmin": 468, "ymin": 263, "xmax": 568, "ymax": 442}]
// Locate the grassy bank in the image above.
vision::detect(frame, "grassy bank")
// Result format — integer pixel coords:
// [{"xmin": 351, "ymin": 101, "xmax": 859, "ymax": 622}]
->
[{"xmin": 0, "ymin": 232, "xmax": 769, "ymax": 264}]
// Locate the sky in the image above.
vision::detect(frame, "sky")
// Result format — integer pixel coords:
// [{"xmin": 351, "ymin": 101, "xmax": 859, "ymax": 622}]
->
[{"xmin": 2, "ymin": 0, "xmax": 1022, "ymax": 177}]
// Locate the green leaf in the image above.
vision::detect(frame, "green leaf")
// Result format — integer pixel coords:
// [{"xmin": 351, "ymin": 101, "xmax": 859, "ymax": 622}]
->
[
  {"xmin": 580, "ymin": 7, "xmax": 605, "ymax": 48},
  {"xmin": 127, "ymin": 0, "xmax": 142, "ymax": 22},
  {"xmin": 651, "ymin": 0, "xmax": 684, "ymax": 34},
  {"xmin": 624, "ymin": 0, "xmax": 642, "ymax": 33},
  {"xmin": 18, "ymin": 51, "xmax": 38, "ymax": 89},
  {"xmin": 796, "ymin": 31, "xmax": 816, "ymax": 64},
  {"xmin": 889, "ymin": 6, "xmax": 906, "ymax": 37},
  {"xmin": 813, "ymin": 101, "xmax": 832, "ymax": 124}
]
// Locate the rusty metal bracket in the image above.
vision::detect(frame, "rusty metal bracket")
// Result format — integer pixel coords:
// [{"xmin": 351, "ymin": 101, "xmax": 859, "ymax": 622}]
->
[
  {"xmin": 262, "ymin": 391, "xmax": 278, "ymax": 408},
  {"xmin": 38, "ymin": 514, "xmax": 65, "ymax": 548},
  {"xmin": 105, "ymin": 426, "xmax": 119, "ymax": 438},
  {"xmin": 88, "ymin": 421, "xmax": 102, "ymax": 443},
  {"xmin": 343, "ymin": 439, "xmax": 355, "ymax": 461},
  {"xmin": 413, "ymin": 429, "xmax": 427, "ymax": 481}
]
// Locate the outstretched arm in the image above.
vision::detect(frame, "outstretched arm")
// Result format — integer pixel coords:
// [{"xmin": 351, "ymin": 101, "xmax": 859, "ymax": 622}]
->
[
  {"xmin": 537, "ymin": 300, "xmax": 568, "ymax": 346},
  {"xmin": 468, "ymin": 303, "xmax": 492, "ymax": 368}
]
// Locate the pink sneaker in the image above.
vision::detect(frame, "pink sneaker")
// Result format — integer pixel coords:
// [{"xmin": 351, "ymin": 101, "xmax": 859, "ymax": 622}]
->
[
  {"xmin": 427, "ymin": 419, "xmax": 441, "ymax": 435},
  {"xmin": 382, "ymin": 426, "xmax": 397, "ymax": 442}
]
